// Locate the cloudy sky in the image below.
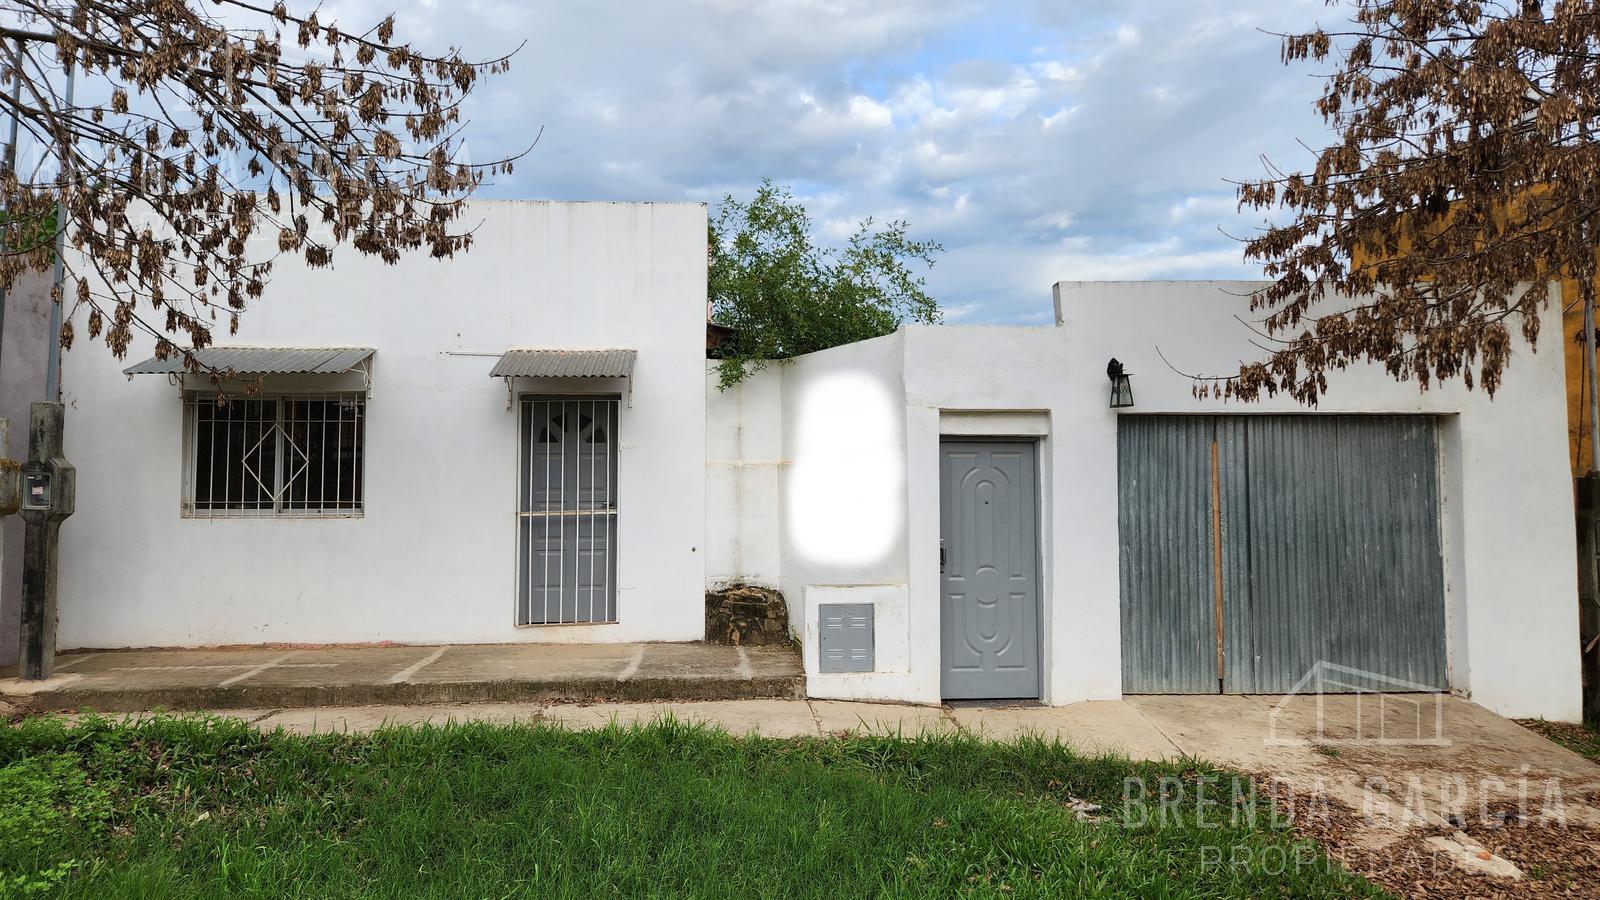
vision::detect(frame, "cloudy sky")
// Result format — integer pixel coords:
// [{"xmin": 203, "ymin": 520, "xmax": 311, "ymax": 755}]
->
[{"xmin": 332, "ymin": 0, "xmax": 1341, "ymax": 324}]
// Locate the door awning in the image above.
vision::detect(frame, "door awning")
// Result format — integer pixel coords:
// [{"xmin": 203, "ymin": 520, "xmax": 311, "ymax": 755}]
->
[
  {"xmin": 488, "ymin": 348, "xmax": 637, "ymax": 379},
  {"xmin": 123, "ymin": 346, "xmax": 374, "ymax": 376},
  {"xmin": 490, "ymin": 348, "xmax": 637, "ymax": 408}
]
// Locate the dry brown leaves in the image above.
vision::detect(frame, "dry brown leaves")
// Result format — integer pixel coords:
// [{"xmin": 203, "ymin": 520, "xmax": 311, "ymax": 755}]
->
[
  {"xmin": 1228, "ymin": 1, "xmax": 1600, "ymax": 405},
  {"xmin": 1261, "ymin": 775, "xmax": 1600, "ymax": 898},
  {"xmin": 0, "ymin": 0, "xmax": 523, "ymax": 378}
]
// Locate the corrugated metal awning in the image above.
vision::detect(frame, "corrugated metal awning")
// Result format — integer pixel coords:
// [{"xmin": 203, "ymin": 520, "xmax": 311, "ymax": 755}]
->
[
  {"xmin": 123, "ymin": 346, "xmax": 374, "ymax": 376},
  {"xmin": 488, "ymin": 348, "xmax": 637, "ymax": 379}
]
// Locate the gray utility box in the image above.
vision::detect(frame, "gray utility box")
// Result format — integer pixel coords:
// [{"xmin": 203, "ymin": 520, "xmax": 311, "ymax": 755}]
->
[{"xmin": 817, "ymin": 603, "xmax": 874, "ymax": 673}]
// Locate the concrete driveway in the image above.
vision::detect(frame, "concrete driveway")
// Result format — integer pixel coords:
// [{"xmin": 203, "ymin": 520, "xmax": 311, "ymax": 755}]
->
[
  {"xmin": 1124, "ymin": 695, "xmax": 1600, "ymax": 827},
  {"xmin": 1112, "ymin": 695, "xmax": 1600, "ymax": 893}
]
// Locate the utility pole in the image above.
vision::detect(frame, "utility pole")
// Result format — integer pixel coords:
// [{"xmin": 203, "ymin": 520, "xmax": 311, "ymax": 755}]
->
[
  {"xmin": 1582, "ymin": 277, "xmax": 1600, "ymax": 721},
  {"xmin": 1574, "ymin": 120, "xmax": 1600, "ymax": 722},
  {"xmin": 0, "ymin": 37, "xmax": 24, "ymax": 374},
  {"xmin": 17, "ymin": 402, "xmax": 72, "ymax": 679},
  {"xmin": 1580, "ymin": 114, "xmax": 1600, "ymax": 722},
  {"xmin": 1588, "ymin": 298, "xmax": 1600, "ymax": 477},
  {"xmin": 0, "ymin": 420, "xmax": 18, "ymax": 520},
  {"xmin": 43, "ymin": 61, "xmax": 72, "ymax": 401},
  {"xmin": 0, "ymin": 39, "xmax": 22, "ymax": 674},
  {"xmin": 5, "ymin": 44, "xmax": 77, "ymax": 679}
]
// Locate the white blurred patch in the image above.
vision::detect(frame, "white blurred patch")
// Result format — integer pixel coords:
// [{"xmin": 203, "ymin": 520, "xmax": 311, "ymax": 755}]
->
[{"xmin": 788, "ymin": 371, "xmax": 902, "ymax": 567}]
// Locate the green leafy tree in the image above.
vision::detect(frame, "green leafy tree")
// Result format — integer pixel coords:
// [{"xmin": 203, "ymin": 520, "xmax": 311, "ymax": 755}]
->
[{"xmin": 709, "ymin": 180, "xmax": 942, "ymax": 388}]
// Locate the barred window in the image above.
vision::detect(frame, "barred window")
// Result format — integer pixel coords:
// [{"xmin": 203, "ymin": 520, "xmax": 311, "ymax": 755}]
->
[{"xmin": 185, "ymin": 393, "xmax": 366, "ymax": 517}]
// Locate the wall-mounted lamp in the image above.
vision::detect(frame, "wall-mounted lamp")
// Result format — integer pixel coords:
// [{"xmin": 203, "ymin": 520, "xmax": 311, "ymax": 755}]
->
[{"xmin": 1107, "ymin": 358, "xmax": 1134, "ymax": 409}]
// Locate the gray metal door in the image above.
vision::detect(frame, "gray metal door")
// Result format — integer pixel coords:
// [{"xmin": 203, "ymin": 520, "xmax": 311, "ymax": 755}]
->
[
  {"xmin": 1119, "ymin": 415, "xmax": 1446, "ymax": 694},
  {"xmin": 1224, "ymin": 416, "xmax": 1446, "ymax": 693},
  {"xmin": 518, "ymin": 398, "xmax": 618, "ymax": 624},
  {"xmin": 940, "ymin": 441, "xmax": 1041, "ymax": 699},
  {"xmin": 1118, "ymin": 416, "xmax": 1223, "ymax": 693}
]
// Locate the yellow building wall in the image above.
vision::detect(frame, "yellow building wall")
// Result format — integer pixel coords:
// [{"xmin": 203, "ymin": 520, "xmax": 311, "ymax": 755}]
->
[
  {"xmin": 1565, "ymin": 278, "xmax": 1595, "ymax": 476},
  {"xmin": 1321, "ymin": 212, "xmax": 1589, "ymax": 473}
]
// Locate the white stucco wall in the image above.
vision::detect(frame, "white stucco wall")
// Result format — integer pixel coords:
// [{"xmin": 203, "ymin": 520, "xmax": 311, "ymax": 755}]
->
[
  {"xmin": 779, "ymin": 333, "xmax": 914, "ymax": 701},
  {"xmin": 58, "ymin": 200, "xmax": 708, "ymax": 648},
  {"xmin": 1053, "ymin": 280, "xmax": 1577, "ymax": 721},
  {"xmin": 703, "ymin": 280, "xmax": 1579, "ymax": 720},
  {"xmin": 705, "ymin": 366, "xmax": 783, "ymax": 588}
]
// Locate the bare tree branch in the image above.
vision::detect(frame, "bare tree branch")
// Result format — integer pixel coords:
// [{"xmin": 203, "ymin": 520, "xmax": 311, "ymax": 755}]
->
[{"xmin": 0, "ymin": 0, "xmax": 526, "ymax": 385}]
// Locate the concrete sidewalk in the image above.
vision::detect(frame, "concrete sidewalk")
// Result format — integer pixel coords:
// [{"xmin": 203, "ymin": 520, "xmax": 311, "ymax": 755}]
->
[
  {"xmin": 10, "ymin": 647, "xmax": 1600, "ymax": 838},
  {"xmin": 0, "ymin": 642, "xmax": 804, "ymax": 712},
  {"xmin": 116, "ymin": 693, "xmax": 1600, "ymax": 834},
  {"xmin": 158, "ymin": 694, "xmax": 1595, "ymax": 762},
  {"xmin": 56, "ymin": 697, "xmax": 1184, "ymax": 760}
]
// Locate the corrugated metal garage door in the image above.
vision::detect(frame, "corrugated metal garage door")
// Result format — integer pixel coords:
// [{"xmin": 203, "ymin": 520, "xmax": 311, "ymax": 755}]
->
[
  {"xmin": 1118, "ymin": 417, "xmax": 1221, "ymax": 694},
  {"xmin": 1119, "ymin": 415, "xmax": 1447, "ymax": 694}
]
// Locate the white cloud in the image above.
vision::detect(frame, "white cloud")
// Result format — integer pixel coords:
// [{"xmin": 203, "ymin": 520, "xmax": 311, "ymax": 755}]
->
[
  {"xmin": 796, "ymin": 93, "xmax": 895, "ymax": 138},
  {"xmin": 312, "ymin": 0, "xmax": 1333, "ymax": 322},
  {"xmin": 1031, "ymin": 60, "xmax": 1084, "ymax": 83}
]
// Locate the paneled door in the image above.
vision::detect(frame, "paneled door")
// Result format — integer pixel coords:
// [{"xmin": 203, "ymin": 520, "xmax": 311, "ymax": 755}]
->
[
  {"xmin": 518, "ymin": 397, "xmax": 618, "ymax": 624},
  {"xmin": 940, "ymin": 441, "xmax": 1042, "ymax": 699}
]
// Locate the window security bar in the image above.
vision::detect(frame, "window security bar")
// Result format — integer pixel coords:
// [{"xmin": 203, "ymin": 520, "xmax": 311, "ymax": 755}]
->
[{"xmin": 185, "ymin": 393, "xmax": 366, "ymax": 518}]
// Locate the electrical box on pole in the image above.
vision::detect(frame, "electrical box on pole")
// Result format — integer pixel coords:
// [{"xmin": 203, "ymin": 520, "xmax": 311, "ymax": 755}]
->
[{"xmin": 17, "ymin": 402, "xmax": 73, "ymax": 680}]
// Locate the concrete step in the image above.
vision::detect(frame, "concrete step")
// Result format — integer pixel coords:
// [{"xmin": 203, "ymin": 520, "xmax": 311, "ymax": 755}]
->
[{"xmin": 0, "ymin": 642, "xmax": 805, "ymax": 713}]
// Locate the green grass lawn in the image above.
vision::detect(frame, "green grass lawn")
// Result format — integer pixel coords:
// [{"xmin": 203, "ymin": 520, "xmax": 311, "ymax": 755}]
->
[{"xmin": 0, "ymin": 715, "xmax": 1385, "ymax": 899}]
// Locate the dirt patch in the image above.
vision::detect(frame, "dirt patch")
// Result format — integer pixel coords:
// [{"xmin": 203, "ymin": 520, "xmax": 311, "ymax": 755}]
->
[{"xmin": 1261, "ymin": 776, "xmax": 1600, "ymax": 898}]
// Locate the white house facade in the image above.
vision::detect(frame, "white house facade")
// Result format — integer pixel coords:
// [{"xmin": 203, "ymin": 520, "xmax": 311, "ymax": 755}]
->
[
  {"xmin": 58, "ymin": 201, "xmax": 708, "ymax": 648},
  {"xmin": 707, "ymin": 281, "xmax": 1580, "ymax": 722},
  {"xmin": 53, "ymin": 201, "xmax": 1580, "ymax": 721}
]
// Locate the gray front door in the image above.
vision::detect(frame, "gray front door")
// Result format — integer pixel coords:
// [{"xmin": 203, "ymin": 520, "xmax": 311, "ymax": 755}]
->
[
  {"xmin": 518, "ymin": 397, "xmax": 618, "ymax": 624},
  {"xmin": 940, "ymin": 441, "xmax": 1042, "ymax": 699}
]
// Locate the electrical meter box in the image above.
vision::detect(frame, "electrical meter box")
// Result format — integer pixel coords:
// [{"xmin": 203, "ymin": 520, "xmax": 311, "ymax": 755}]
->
[
  {"xmin": 22, "ymin": 466, "xmax": 50, "ymax": 510},
  {"xmin": 817, "ymin": 603, "xmax": 875, "ymax": 673}
]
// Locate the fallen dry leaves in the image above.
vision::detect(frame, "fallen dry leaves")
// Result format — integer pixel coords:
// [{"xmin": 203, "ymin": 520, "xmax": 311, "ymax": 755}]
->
[{"xmin": 1261, "ymin": 776, "xmax": 1600, "ymax": 898}]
